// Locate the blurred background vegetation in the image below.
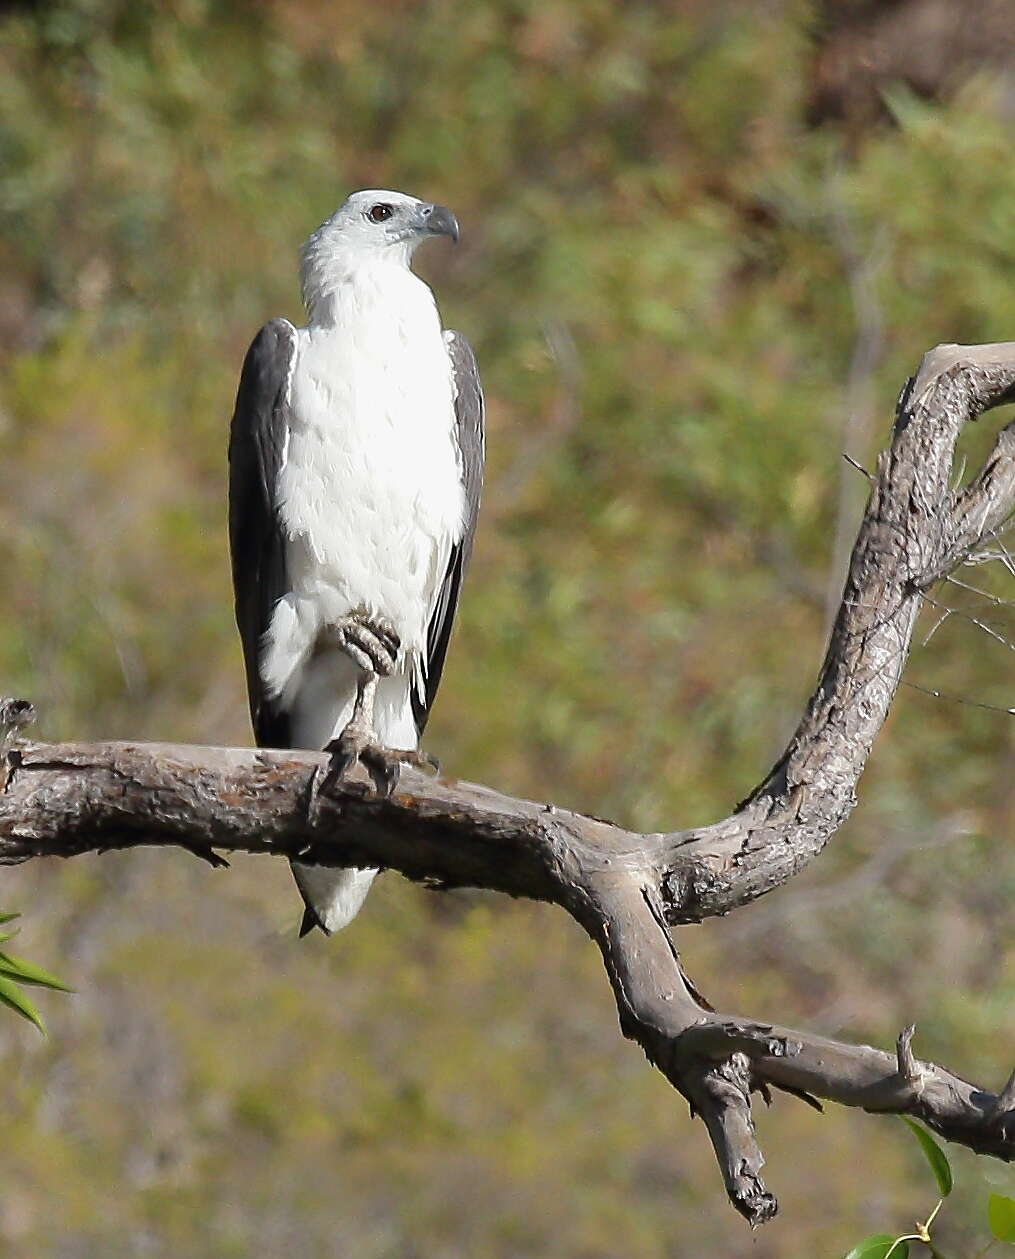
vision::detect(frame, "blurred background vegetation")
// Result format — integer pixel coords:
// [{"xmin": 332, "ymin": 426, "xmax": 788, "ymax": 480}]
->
[{"xmin": 2, "ymin": 0, "xmax": 1015, "ymax": 1254}]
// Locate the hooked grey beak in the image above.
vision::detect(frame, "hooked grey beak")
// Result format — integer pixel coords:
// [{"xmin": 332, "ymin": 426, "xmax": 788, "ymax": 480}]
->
[{"xmin": 417, "ymin": 203, "xmax": 459, "ymax": 243}]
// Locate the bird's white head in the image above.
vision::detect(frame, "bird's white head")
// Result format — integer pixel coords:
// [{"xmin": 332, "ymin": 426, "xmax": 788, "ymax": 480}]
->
[{"xmin": 299, "ymin": 189, "xmax": 459, "ymax": 319}]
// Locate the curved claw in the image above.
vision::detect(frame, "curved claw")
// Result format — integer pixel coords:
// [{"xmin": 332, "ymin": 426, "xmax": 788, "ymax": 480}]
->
[
  {"xmin": 361, "ymin": 747, "xmax": 401, "ymax": 798},
  {"xmin": 320, "ymin": 740, "xmax": 359, "ymax": 796},
  {"xmin": 400, "ymin": 748, "xmax": 441, "ymax": 776}
]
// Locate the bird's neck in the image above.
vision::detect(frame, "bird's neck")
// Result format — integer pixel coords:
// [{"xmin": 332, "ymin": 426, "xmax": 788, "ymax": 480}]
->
[{"xmin": 300, "ymin": 242, "xmax": 427, "ymax": 328}]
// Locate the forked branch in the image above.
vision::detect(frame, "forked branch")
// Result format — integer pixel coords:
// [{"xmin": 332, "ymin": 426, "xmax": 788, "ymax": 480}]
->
[{"xmin": 3, "ymin": 343, "xmax": 1015, "ymax": 1224}]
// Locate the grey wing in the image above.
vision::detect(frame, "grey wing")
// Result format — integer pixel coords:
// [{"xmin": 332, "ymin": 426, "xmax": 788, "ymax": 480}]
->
[
  {"xmin": 412, "ymin": 330, "xmax": 486, "ymax": 735},
  {"xmin": 228, "ymin": 318, "xmax": 296, "ymax": 749}
]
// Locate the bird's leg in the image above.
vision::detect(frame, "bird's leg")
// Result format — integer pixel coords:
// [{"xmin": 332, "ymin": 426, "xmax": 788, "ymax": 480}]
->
[
  {"xmin": 321, "ymin": 670, "xmax": 392, "ymax": 795},
  {"xmin": 319, "ymin": 611, "xmax": 437, "ymax": 798}
]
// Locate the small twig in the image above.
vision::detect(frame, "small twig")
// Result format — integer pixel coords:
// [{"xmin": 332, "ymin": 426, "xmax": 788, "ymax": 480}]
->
[
  {"xmin": 0, "ymin": 698, "xmax": 35, "ymax": 751},
  {"xmin": 922, "ymin": 592, "xmax": 1015, "ymax": 655},
  {"xmin": 903, "ymin": 679, "xmax": 1015, "ymax": 717},
  {"xmin": 0, "ymin": 697, "xmax": 36, "ymax": 792},
  {"xmin": 945, "ymin": 574, "xmax": 1015, "ymax": 607},
  {"xmin": 998, "ymin": 1069, "xmax": 1015, "ymax": 1112},
  {"xmin": 179, "ymin": 842, "xmax": 231, "ymax": 869},
  {"xmin": 922, "ymin": 607, "xmax": 953, "ymax": 646},
  {"xmin": 843, "ymin": 450, "xmax": 873, "ymax": 481},
  {"xmin": 896, "ymin": 1024, "xmax": 923, "ymax": 1092}
]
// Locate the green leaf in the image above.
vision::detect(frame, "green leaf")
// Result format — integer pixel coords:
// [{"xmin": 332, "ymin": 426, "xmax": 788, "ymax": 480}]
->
[
  {"xmin": 0, "ymin": 951, "xmax": 72, "ymax": 992},
  {"xmin": 0, "ymin": 912, "xmax": 22, "ymax": 926},
  {"xmin": 902, "ymin": 1118, "xmax": 953, "ymax": 1196},
  {"xmin": 0, "ymin": 976, "xmax": 46, "ymax": 1034},
  {"xmin": 989, "ymin": 1193, "xmax": 1015, "ymax": 1242},
  {"xmin": 845, "ymin": 1235, "xmax": 909, "ymax": 1259}
]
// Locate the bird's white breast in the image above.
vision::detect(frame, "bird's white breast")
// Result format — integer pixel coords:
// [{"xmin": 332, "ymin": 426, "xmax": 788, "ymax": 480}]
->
[{"xmin": 260, "ymin": 265, "xmax": 465, "ymax": 705}]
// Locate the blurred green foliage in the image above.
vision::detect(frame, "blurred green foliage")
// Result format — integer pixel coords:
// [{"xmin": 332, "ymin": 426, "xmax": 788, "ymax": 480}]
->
[{"xmin": 3, "ymin": 0, "xmax": 1015, "ymax": 1254}]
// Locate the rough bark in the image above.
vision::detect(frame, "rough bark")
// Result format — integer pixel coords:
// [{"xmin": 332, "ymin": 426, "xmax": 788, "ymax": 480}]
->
[{"xmin": 3, "ymin": 343, "xmax": 1015, "ymax": 1224}]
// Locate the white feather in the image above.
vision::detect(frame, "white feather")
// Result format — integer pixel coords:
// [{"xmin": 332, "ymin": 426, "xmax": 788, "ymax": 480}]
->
[{"xmin": 260, "ymin": 261, "xmax": 463, "ymax": 709}]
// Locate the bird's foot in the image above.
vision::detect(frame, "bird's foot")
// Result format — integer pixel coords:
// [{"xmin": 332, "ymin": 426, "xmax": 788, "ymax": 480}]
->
[
  {"xmin": 320, "ymin": 709, "xmax": 389, "ymax": 796},
  {"xmin": 322, "ymin": 611, "xmax": 400, "ymax": 676},
  {"xmin": 320, "ymin": 729, "xmax": 440, "ymax": 800},
  {"xmin": 359, "ymin": 744, "xmax": 440, "ymax": 796}
]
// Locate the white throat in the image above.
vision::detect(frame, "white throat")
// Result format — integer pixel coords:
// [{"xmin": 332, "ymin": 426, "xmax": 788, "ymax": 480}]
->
[{"xmin": 300, "ymin": 233, "xmax": 418, "ymax": 327}]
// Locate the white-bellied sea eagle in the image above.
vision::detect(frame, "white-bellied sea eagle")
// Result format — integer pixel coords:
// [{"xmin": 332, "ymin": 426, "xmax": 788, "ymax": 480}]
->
[{"xmin": 228, "ymin": 191, "xmax": 484, "ymax": 936}]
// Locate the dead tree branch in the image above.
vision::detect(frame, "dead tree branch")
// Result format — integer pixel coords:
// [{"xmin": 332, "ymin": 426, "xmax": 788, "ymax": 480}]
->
[{"xmin": 3, "ymin": 343, "xmax": 1015, "ymax": 1224}]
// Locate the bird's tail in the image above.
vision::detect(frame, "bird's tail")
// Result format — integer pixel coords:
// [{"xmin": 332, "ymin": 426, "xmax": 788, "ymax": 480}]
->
[{"xmin": 291, "ymin": 862, "xmax": 378, "ymax": 936}]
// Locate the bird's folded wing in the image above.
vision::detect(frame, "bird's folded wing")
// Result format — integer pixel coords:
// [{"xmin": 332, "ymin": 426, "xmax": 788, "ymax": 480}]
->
[
  {"xmin": 413, "ymin": 330, "xmax": 486, "ymax": 735},
  {"xmin": 228, "ymin": 317, "xmax": 298, "ymax": 748}
]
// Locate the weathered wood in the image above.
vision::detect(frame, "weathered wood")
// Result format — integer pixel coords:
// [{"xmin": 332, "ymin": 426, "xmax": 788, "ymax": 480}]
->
[{"xmin": 3, "ymin": 343, "xmax": 1015, "ymax": 1224}]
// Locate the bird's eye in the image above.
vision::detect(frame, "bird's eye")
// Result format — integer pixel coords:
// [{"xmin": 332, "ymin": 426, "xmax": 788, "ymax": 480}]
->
[{"xmin": 368, "ymin": 203, "xmax": 393, "ymax": 223}]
